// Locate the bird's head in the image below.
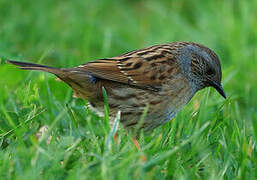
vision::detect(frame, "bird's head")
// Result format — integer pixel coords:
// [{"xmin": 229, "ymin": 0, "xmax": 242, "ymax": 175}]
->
[{"xmin": 180, "ymin": 43, "xmax": 226, "ymax": 99}]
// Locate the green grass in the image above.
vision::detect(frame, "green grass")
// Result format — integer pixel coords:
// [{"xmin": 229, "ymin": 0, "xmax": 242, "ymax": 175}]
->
[{"xmin": 0, "ymin": 0, "xmax": 257, "ymax": 179}]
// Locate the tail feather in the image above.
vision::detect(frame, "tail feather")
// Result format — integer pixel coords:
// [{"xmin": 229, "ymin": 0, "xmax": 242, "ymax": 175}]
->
[
  {"xmin": 6, "ymin": 60, "xmax": 100, "ymax": 100},
  {"xmin": 6, "ymin": 60, "xmax": 62, "ymax": 75}
]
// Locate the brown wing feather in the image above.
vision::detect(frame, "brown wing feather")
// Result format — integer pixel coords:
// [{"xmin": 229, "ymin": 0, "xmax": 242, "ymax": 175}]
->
[
  {"xmin": 78, "ymin": 44, "xmax": 180, "ymax": 87},
  {"xmin": 79, "ymin": 59, "xmax": 129, "ymax": 83}
]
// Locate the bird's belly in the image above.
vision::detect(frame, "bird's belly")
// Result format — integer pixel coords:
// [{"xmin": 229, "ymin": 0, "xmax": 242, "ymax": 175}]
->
[{"xmin": 86, "ymin": 77, "xmax": 194, "ymax": 131}]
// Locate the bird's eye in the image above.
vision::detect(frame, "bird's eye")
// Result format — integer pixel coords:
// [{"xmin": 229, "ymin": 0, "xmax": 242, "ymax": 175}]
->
[{"xmin": 206, "ymin": 68, "xmax": 215, "ymax": 75}]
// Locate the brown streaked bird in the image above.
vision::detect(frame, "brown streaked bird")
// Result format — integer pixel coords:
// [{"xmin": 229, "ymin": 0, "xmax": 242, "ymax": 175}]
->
[{"xmin": 6, "ymin": 42, "xmax": 226, "ymax": 131}]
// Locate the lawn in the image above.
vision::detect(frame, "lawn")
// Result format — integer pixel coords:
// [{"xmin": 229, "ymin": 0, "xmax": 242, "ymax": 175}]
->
[{"xmin": 0, "ymin": 0, "xmax": 257, "ymax": 179}]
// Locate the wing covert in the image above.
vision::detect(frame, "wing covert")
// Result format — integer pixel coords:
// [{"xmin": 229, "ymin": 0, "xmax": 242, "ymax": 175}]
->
[{"xmin": 78, "ymin": 47, "xmax": 180, "ymax": 87}]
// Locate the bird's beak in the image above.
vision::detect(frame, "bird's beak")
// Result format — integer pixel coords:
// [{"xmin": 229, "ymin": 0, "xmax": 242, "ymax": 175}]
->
[{"xmin": 209, "ymin": 80, "xmax": 226, "ymax": 99}]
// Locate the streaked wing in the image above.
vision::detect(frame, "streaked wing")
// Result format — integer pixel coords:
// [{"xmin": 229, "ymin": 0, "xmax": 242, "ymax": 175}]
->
[{"xmin": 78, "ymin": 44, "xmax": 180, "ymax": 88}]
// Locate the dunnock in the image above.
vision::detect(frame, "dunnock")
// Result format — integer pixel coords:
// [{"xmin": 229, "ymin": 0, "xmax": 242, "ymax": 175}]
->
[{"xmin": 7, "ymin": 42, "xmax": 226, "ymax": 131}]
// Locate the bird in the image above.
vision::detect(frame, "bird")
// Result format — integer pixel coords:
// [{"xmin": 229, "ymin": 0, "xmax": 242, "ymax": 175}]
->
[{"xmin": 6, "ymin": 42, "xmax": 226, "ymax": 131}]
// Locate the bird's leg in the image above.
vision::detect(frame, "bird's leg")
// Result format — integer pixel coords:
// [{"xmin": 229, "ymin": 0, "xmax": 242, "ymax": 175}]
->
[
  {"xmin": 133, "ymin": 138, "xmax": 141, "ymax": 150},
  {"xmin": 109, "ymin": 111, "xmax": 141, "ymax": 150},
  {"xmin": 113, "ymin": 132, "xmax": 118, "ymax": 144},
  {"xmin": 132, "ymin": 135, "xmax": 147, "ymax": 162}
]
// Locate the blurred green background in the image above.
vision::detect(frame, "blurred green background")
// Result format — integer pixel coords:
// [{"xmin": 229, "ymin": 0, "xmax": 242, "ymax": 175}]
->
[{"xmin": 0, "ymin": 0, "xmax": 257, "ymax": 179}]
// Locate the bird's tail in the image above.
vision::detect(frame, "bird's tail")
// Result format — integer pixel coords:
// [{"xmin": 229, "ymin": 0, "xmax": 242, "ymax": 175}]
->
[
  {"xmin": 6, "ymin": 60, "xmax": 63, "ymax": 75},
  {"xmin": 6, "ymin": 60, "xmax": 102, "ymax": 100}
]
